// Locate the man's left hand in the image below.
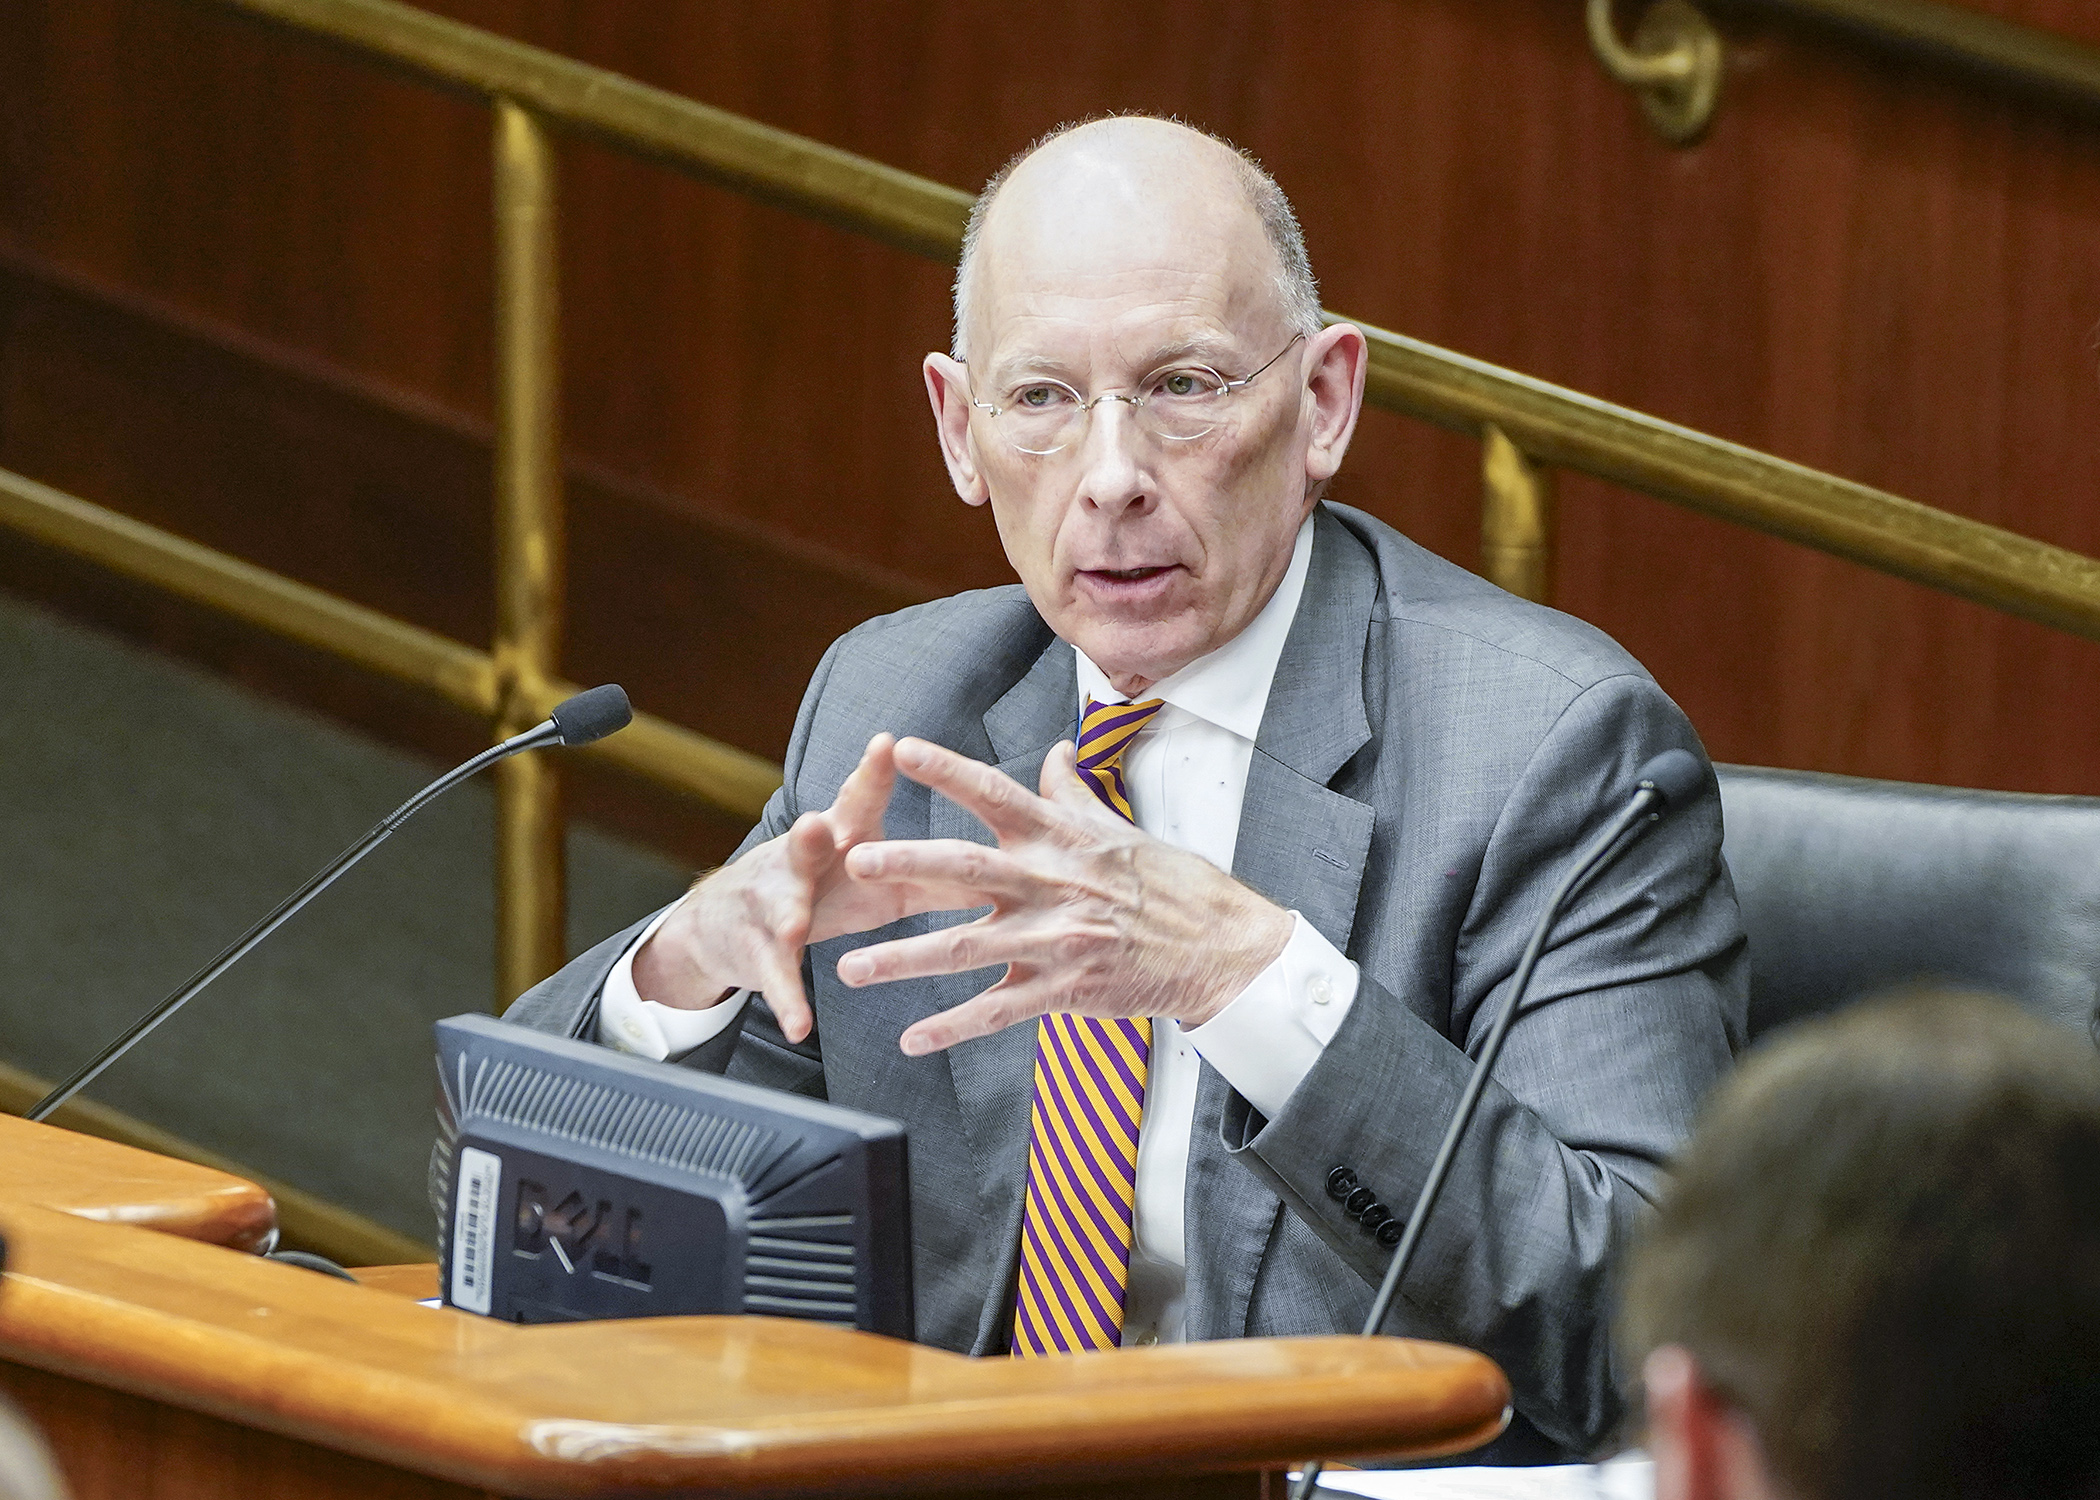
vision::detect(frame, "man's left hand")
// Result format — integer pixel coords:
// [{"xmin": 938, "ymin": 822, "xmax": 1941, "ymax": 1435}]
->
[{"xmin": 836, "ymin": 736, "xmax": 1294, "ymax": 1055}]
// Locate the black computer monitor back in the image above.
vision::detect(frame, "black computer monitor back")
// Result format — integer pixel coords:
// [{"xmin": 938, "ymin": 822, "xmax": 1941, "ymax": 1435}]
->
[{"xmin": 432, "ymin": 1013, "xmax": 912, "ymax": 1337}]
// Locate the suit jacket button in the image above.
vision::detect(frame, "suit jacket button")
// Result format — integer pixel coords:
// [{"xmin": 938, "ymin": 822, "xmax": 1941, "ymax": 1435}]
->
[
  {"xmin": 1345, "ymin": 1187, "xmax": 1376, "ymax": 1216},
  {"xmin": 1326, "ymin": 1167, "xmax": 1357, "ymax": 1201},
  {"xmin": 1360, "ymin": 1204, "xmax": 1392, "ymax": 1231},
  {"xmin": 1376, "ymin": 1219, "xmax": 1404, "ymax": 1247}
]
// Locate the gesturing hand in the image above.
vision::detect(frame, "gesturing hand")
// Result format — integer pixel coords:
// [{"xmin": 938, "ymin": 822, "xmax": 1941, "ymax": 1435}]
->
[
  {"xmin": 836, "ymin": 736, "xmax": 1294, "ymax": 1055},
  {"xmin": 631, "ymin": 733, "xmax": 914, "ymax": 1043}
]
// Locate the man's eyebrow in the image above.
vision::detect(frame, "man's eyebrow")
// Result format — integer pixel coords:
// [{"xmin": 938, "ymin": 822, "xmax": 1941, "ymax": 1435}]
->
[
  {"xmin": 1137, "ymin": 334, "xmax": 1241, "ymax": 366},
  {"xmin": 981, "ymin": 335, "xmax": 1245, "ymax": 386},
  {"xmin": 987, "ymin": 353, "xmax": 1075, "ymax": 379}
]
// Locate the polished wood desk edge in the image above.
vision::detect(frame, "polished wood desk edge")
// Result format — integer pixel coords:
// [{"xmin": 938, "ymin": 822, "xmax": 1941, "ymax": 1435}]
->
[
  {"xmin": 0, "ymin": 1203, "xmax": 1511, "ymax": 1497},
  {"xmin": 348, "ymin": 1262, "xmax": 440, "ymax": 1300},
  {"xmin": 348, "ymin": 1261, "xmax": 1511, "ymax": 1478},
  {"xmin": 0, "ymin": 1115, "xmax": 275, "ymax": 1251}
]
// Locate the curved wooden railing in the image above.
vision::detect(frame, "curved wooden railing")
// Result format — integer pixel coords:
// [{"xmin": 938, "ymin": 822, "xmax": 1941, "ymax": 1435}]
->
[{"xmin": 7, "ymin": 0, "xmax": 2100, "ymax": 1262}]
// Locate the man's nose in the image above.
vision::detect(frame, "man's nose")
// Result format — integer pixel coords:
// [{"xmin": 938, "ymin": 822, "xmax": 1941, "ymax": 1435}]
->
[{"xmin": 1073, "ymin": 398, "xmax": 1152, "ymax": 515}]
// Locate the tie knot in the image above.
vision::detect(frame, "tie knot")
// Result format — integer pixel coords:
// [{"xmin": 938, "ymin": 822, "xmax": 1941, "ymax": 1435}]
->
[{"xmin": 1076, "ymin": 698, "xmax": 1164, "ymax": 822}]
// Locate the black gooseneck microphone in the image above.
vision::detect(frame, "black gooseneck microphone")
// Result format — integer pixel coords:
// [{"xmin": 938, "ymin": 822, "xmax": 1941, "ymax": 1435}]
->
[
  {"xmin": 1291, "ymin": 748, "xmax": 1704, "ymax": 1500},
  {"xmin": 25, "ymin": 684, "xmax": 634, "ymax": 1124}
]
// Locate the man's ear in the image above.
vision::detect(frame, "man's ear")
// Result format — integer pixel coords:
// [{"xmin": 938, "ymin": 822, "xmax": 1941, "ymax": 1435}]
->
[
  {"xmin": 1302, "ymin": 321, "xmax": 1368, "ymax": 494},
  {"xmin": 1643, "ymin": 1345, "xmax": 1784, "ymax": 1500},
  {"xmin": 924, "ymin": 353, "xmax": 991, "ymax": 507}
]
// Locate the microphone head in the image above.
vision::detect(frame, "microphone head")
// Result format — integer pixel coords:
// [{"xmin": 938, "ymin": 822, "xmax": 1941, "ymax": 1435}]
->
[
  {"xmin": 549, "ymin": 684, "xmax": 632, "ymax": 747},
  {"xmin": 1635, "ymin": 748, "xmax": 1705, "ymax": 809}
]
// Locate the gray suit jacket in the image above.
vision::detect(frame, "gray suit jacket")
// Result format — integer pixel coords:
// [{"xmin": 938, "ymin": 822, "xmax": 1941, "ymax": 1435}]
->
[{"xmin": 505, "ymin": 503, "xmax": 1747, "ymax": 1459}]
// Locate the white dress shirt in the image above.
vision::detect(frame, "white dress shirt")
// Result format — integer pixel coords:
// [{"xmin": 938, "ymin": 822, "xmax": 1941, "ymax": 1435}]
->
[{"xmin": 598, "ymin": 512, "xmax": 1361, "ymax": 1346}]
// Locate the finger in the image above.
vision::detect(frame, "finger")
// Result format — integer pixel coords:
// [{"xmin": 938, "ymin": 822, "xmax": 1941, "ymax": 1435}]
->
[
  {"xmin": 1038, "ymin": 738, "xmax": 1113, "ymax": 817},
  {"xmin": 829, "ymin": 876, "xmax": 1008, "ymax": 931},
  {"xmin": 838, "ymin": 917, "xmax": 998, "ymax": 990},
  {"xmin": 898, "ymin": 973, "xmax": 1054, "ymax": 1056},
  {"xmin": 759, "ymin": 820, "xmax": 826, "ymax": 1033},
  {"xmin": 892, "ymin": 737, "xmax": 1059, "ymax": 841},
  {"xmin": 781, "ymin": 814, "xmax": 836, "ymax": 921},
  {"xmin": 827, "ymin": 733, "xmax": 897, "ymax": 844},
  {"xmin": 840, "ymin": 912, "xmax": 1084, "ymax": 989},
  {"xmin": 843, "ymin": 838, "xmax": 1046, "ymax": 904},
  {"xmin": 757, "ymin": 941, "xmax": 815, "ymax": 1044}
]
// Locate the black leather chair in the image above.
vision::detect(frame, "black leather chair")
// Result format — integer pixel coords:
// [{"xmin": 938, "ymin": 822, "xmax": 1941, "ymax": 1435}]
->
[{"xmin": 1716, "ymin": 765, "xmax": 2100, "ymax": 1045}]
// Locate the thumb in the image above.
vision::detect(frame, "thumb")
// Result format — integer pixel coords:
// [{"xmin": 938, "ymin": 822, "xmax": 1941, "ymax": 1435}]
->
[
  {"xmin": 784, "ymin": 811, "xmax": 837, "ymax": 882},
  {"xmin": 1040, "ymin": 740, "xmax": 1102, "ymax": 810},
  {"xmin": 831, "ymin": 732, "xmax": 897, "ymax": 841}
]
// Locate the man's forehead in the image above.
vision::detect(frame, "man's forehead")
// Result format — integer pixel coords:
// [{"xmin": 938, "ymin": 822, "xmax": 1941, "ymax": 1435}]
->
[
  {"xmin": 974, "ymin": 293, "xmax": 1248, "ymax": 381},
  {"xmin": 965, "ymin": 121, "xmax": 1285, "ymax": 364}
]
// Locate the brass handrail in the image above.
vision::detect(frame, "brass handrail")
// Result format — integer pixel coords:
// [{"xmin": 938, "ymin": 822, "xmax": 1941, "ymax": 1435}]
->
[
  {"xmin": 2, "ymin": 0, "xmax": 2090, "ymax": 1233},
  {"xmin": 0, "ymin": 0, "xmax": 2091, "ymax": 1015},
  {"xmin": 205, "ymin": 0, "xmax": 973, "ymax": 260},
  {"xmin": 1591, "ymin": 1, "xmax": 2100, "ymax": 144},
  {"xmin": 0, "ymin": 1057, "xmax": 431, "ymax": 1267},
  {"xmin": 1355, "ymin": 324, "xmax": 2100, "ymax": 641},
  {"xmin": 191, "ymin": 0, "xmax": 2100, "ymax": 641},
  {"xmin": 0, "ymin": 467, "xmax": 782, "ymax": 819},
  {"xmin": 1740, "ymin": 0, "xmax": 2100, "ymax": 115}
]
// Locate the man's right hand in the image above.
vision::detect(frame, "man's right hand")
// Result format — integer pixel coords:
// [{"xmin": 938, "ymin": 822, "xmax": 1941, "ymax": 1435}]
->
[{"xmin": 630, "ymin": 733, "xmax": 902, "ymax": 1042}]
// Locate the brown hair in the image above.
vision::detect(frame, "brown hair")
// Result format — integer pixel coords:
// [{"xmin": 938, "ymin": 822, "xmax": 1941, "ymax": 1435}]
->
[{"xmin": 1619, "ymin": 990, "xmax": 2100, "ymax": 1500}]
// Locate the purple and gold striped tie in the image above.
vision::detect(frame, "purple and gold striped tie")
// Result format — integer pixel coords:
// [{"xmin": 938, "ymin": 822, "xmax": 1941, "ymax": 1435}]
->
[{"xmin": 1010, "ymin": 696, "xmax": 1165, "ymax": 1356}]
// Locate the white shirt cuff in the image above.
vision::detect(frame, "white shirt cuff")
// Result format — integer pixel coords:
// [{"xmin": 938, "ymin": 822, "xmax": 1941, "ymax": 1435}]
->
[
  {"xmin": 595, "ymin": 904, "xmax": 751, "ymax": 1061},
  {"xmin": 1181, "ymin": 912, "xmax": 1358, "ymax": 1121}
]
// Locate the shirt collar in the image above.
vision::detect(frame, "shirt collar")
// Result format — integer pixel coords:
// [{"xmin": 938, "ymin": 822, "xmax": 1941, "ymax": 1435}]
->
[{"xmin": 1073, "ymin": 511, "xmax": 1315, "ymax": 742}]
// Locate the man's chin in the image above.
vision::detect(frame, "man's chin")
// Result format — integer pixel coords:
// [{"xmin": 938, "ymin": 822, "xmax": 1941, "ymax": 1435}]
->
[{"xmin": 1065, "ymin": 622, "xmax": 1213, "ymax": 693}]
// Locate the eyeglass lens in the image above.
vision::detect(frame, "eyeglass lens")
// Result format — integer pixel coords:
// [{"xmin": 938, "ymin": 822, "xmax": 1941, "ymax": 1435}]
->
[{"xmin": 994, "ymin": 366, "xmax": 1234, "ymax": 454}]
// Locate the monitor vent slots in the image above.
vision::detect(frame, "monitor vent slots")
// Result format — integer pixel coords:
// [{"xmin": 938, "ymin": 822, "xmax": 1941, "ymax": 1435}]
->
[
  {"xmin": 744, "ymin": 1216, "xmax": 859, "ymax": 1324},
  {"xmin": 456, "ymin": 1055, "xmax": 784, "ymax": 1183}
]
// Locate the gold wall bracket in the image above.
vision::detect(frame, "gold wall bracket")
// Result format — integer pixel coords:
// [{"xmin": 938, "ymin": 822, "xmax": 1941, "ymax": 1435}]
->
[{"xmin": 1587, "ymin": 0, "xmax": 1723, "ymax": 145}]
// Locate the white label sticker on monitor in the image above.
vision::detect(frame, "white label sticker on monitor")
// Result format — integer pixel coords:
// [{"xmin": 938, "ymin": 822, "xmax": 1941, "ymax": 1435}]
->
[{"xmin": 450, "ymin": 1146, "xmax": 502, "ymax": 1315}]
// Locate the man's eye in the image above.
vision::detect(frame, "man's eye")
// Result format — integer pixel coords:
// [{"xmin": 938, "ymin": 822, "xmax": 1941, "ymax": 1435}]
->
[
  {"xmin": 1014, "ymin": 385, "xmax": 1069, "ymax": 410},
  {"xmin": 1155, "ymin": 370, "xmax": 1212, "ymax": 399}
]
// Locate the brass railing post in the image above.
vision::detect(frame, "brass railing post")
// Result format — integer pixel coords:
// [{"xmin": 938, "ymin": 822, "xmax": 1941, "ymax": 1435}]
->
[
  {"xmin": 1481, "ymin": 424, "xmax": 1556, "ymax": 604},
  {"xmin": 491, "ymin": 99, "xmax": 567, "ymax": 1008}
]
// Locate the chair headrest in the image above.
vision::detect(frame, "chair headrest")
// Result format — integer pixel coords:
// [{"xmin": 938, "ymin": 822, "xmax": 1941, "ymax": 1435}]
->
[{"xmin": 1717, "ymin": 765, "xmax": 2100, "ymax": 1044}]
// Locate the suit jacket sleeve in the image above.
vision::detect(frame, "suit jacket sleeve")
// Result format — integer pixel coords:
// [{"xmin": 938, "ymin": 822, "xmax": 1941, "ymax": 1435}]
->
[
  {"xmin": 1218, "ymin": 671, "xmax": 1744, "ymax": 1455},
  {"xmin": 498, "ymin": 631, "xmax": 855, "ymax": 1095}
]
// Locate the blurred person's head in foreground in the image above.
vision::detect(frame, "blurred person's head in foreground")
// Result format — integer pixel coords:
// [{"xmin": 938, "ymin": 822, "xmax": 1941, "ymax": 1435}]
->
[{"xmin": 1619, "ymin": 989, "xmax": 2100, "ymax": 1500}]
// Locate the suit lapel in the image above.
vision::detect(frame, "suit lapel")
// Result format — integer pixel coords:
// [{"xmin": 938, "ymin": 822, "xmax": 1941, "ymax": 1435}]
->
[
  {"xmin": 1233, "ymin": 506, "xmax": 1379, "ymax": 938},
  {"xmin": 1185, "ymin": 507, "xmax": 1382, "ymax": 1339},
  {"xmin": 932, "ymin": 634, "xmax": 1075, "ymax": 1351}
]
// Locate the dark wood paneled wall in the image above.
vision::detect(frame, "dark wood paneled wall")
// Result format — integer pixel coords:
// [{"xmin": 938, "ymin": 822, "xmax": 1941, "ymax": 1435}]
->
[{"xmin": 4, "ymin": 0, "xmax": 2100, "ymax": 872}]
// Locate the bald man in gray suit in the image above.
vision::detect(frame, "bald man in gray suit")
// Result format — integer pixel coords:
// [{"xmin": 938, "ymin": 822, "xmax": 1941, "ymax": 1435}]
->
[{"xmin": 502, "ymin": 117, "xmax": 1745, "ymax": 1461}]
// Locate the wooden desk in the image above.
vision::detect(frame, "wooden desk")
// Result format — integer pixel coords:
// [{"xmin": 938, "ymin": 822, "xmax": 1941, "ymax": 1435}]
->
[
  {"xmin": 0, "ymin": 1113, "xmax": 274, "ymax": 1251},
  {"xmin": 0, "ymin": 1119, "xmax": 1511, "ymax": 1498},
  {"xmin": 349, "ymin": 1262, "xmax": 440, "ymax": 1300}
]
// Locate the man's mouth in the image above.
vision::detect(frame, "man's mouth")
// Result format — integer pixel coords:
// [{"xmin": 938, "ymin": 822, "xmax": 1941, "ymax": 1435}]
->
[{"xmin": 1074, "ymin": 564, "xmax": 1183, "ymax": 607}]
